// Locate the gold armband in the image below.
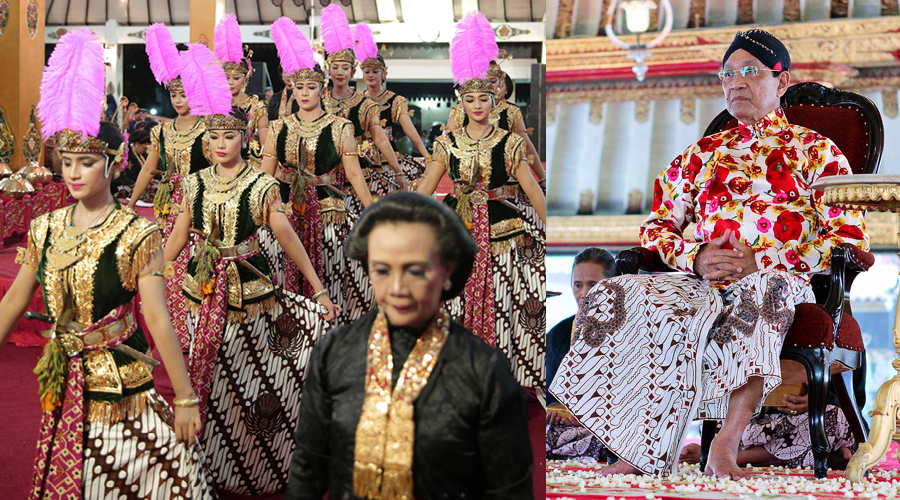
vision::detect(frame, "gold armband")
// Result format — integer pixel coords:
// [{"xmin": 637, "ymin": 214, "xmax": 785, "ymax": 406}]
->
[
  {"xmin": 526, "ymin": 154, "xmax": 535, "ymax": 166},
  {"xmin": 408, "ymin": 109, "xmax": 416, "ymax": 117},
  {"xmin": 15, "ymin": 247, "xmax": 26, "ymax": 265},
  {"xmin": 138, "ymin": 261, "xmax": 175, "ymax": 281},
  {"xmin": 311, "ymin": 289, "xmax": 328, "ymax": 301},
  {"xmin": 262, "ymin": 152, "xmax": 277, "ymax": 159},
  {"xmin": 526, "ymin": 127, "xmax": 534, "ymax": 136}
]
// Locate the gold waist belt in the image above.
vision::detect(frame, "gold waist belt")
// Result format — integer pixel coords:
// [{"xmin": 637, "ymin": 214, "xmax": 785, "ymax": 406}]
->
[
  {"xmin": 79, "ymin": 313, "xmax": 135, "ymax": 348},
  {"xmin": 218, "ymin": 238, "xmax": 260, "ymax": 258},
  {"xmin": 452, "ymin": 185, "xmax": 510, "ymax": 205}
]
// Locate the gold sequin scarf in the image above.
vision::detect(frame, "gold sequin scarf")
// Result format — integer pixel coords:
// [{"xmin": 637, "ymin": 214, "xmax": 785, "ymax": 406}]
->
[{"xmin": 353, "ymin": 308, "xmax": 450, "ymax": 500}]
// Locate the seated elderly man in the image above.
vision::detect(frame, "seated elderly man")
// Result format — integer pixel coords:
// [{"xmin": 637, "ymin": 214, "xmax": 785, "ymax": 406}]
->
[{"xmin": 549, "ymin": 29, "xmax": 868, "ymax": 479}]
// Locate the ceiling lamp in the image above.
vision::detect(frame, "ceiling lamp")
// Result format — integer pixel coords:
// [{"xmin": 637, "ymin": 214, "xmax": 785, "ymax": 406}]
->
[{"xmin": 604, "ymin": 0, "xmax": 673, "ymax": 82}]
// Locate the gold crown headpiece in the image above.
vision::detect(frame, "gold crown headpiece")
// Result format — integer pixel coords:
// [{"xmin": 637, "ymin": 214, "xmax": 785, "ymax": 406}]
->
[
  {"xmin": 459, "ymin": 78, "xmax": 495, "ymax": 96},
  {"xmin": 325, "ymin": 48, "xmax": 357, "ymax": 67},
  {"xmin": 487, "ymin": 50, "xmax": 513, "ymax": 78},
  {"xmin": 359, "ymin": 45, "xmax": 393, "ymax": 71},
  {"xmin": 203, "ymin": 113, "xmax": 247, "ymax": 131},
  {"xmin": 166, "ymin": 76, "xmax": 184, "ymax": 92},
  {"xmin": 289, "ymin": 68, "xmax": 327, "ymax": 85},
  {"xmin": 222, "ymin": 45, "xmax": 253, "ymax": 76},
  {"xmin": 54, "ymin": 129, "xmax": 127, "ymax": 176}
]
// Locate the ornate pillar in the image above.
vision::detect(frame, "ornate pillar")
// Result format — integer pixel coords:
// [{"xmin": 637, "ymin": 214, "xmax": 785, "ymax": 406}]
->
[
  {"xmin": 687, "ymin": 0, "xmax": 706, "ymax": 28},
  {"xmin": 555, "ymin": 0, "xmax": 575, "ymax": 38},
  {"xmin": 883, "ymin": 0, "xmax": 900, "ymax": 16},
  {"xmin": 783, "ymin": 0, "xmax": 802, "ymax": 22},
  {"xmin": 0, "ymin": 0, "xmax": 45, "ymax": 170},
  {"xmin": 736, "ymin": 0, "xmax": 754, "ymax": 24},
  {"xmin": 190, "ymin": 0, "xmax": 225, "ymax": 46},
  {"xmin": 830, "ymin": 0, "xmax": 849, "ymax": 18}
]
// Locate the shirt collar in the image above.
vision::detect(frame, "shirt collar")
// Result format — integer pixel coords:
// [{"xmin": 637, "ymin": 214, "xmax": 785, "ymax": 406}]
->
[{"xmin": 737, "ymin": 107, "xmax": 789, "ymax": 141}]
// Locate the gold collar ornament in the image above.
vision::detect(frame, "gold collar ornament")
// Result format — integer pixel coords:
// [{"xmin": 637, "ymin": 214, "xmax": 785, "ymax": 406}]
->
[{"xmin": 353, "ymin": 308, "xmax": 450, "ymax": 500}]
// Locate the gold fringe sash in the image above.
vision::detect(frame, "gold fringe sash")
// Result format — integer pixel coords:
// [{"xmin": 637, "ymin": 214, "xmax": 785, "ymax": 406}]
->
[
  {"xmin": 85, "ymin": 391, "xmax": 150, "ymax": 425},
  {"xmin": 352, "ymin": 309, "xmax": 449, "ymax": 500}
]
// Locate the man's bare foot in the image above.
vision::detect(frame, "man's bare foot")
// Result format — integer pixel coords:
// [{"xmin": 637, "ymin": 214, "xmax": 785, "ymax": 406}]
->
[
  {"xmin": 680, "ymin": 443, "xmax": 701, "ymax": 464},
  {"xmin": 705, "ymin": 437, "xmax": 747, "ymax": 479},
  {"xmin": 598, "ymin": 460, "xmax": 642, "ymax": 476}
]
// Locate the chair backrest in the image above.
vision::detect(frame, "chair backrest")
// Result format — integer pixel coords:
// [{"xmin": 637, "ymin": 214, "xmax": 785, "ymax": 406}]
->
[{"xmin": 703, "ymin": 82, "xmax": 884, "ymax": 175}]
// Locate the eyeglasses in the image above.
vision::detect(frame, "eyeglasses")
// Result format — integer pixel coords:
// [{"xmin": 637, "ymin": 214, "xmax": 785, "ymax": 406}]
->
[{"xmin": 717, "ymin": 65, "xmax": 779, "ymax": 82}]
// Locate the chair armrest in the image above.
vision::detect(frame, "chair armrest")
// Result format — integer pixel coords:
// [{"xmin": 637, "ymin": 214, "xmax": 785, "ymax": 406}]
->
[
  {"xmin": 615, "ymin": 247, "xmax": 673, "ymax": 275},
  {"xmin": 843, "ymin": 243, "xmax": 874, "ymax": 273}
]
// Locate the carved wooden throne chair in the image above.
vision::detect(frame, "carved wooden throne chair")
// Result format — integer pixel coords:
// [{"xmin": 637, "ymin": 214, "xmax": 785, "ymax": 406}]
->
[{"xmin": 615, "ymin": 82, "xmax": 884, "ymax": 478}]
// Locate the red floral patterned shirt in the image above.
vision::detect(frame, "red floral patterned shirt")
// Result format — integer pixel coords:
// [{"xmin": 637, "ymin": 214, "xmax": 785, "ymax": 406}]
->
[{"xmin": 640, "ymin": 107, "xmax": 868, "ymax": 284}]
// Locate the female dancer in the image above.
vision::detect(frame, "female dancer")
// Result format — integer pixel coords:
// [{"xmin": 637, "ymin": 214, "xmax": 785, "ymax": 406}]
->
[
  {"xmin": 0, "ymin": 29, "xmax": 213, "ymax": 498},
  {"xmin": 320, "ymin": 4, "xmax": 406, "ymax": 212},
  {"xmin": 128, "ymin": 22, "xmax": 210, "ymax": 351},
  {"xmin": 445, "ymin": 61, "xmax": 546, "ymax": 188},
  {"xmin": 417, "ymin": 12, "xmax": 547, "ymax": 392},
  {"xmin": 215, "ymin": 13, "xmax": 268, "ymax": 166},
  {"xmin": 166, "ymin": 42, "xmax": 336, "ymax": 495},
  {"xmin": 353, "ymin": 23, "xmax": 431, "ymax": 184},
  {"xmin": 261, "ymin": 17, "xmax": 374, "ymax": 323}
]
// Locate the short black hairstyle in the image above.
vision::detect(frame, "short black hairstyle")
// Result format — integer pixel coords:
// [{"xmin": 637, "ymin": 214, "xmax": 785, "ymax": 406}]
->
[
  {"xmin": 573, "ymin": 247, "xmax": 619, "ymax": 278},
  {"xmin": 346, "ymin": 192, "xmax": 477, "ymax": 301}
]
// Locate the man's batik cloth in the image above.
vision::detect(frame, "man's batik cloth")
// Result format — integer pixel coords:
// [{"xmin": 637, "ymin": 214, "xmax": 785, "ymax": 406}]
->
[
  {"xmin": 549, "ymin": 270, "xmax": 814, "ymax": 475},
  {"xmin": 640, "ymin": 106, "xmax": 867, "ymax": 283}
]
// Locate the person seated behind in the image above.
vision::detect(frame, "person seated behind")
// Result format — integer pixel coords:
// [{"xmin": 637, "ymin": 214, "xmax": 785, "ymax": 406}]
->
[
  {"xmin": 549, "ymin": 29, "xmax": 868, "ymax": 479},
  {"xmin": 680, "ymin": 384, "xmax": 856, "ymax": 470},
  {"xmin": 547, "ymin": 247, "xmax": 618, "ymax": 462}
]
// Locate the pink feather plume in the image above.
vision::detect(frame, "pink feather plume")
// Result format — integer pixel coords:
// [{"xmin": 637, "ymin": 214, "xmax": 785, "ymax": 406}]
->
[
  {"xmin": 473, "ymin": 13, "xmax": 499, "ymax": 62},
  {"xmin": 271, "ymin": 17, "xmax": 316, "ymax": 74},
  {"xmin": 181, "ymin": 44, "xmax": 233, "ymax": 117},
  {"xmin": 321, "ymin": 4, "xmax": 354, "ymax": 54},
  {"xmin": 450, "ymin": 12, "xmax": 491, "ymax": 85},
  {"xmin": 352, "ymin": 24, "xmax": 378, "ymax": 62},
  {"xmin": 214, "ymin": 13, "xmax": 244, "ymax": 64},
  {"xmin": 145, "ymin": 23, "xmax": 182, "ymax": 85},
  {"xmin": 38, "ymin": 29, "xmax": 105, "ymax": 141}
]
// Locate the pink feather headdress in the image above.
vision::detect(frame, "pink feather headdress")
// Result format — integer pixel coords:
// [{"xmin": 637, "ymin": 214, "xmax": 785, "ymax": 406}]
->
[
  {"xmin": 215, "ymin": 13, "xmax": 250, "ymax": 74},
  {"xmin": 271, "ymin": 17, "xmax": 323, "ymax": 84},
  {"xmin": 321, "ymin": 4, "xmax": 356, "ymax": 65},
  {"xmin": 38, "ymin": 29, "xmax": 105, "ymax": 142},
  {"xmin": 145, "ymin": 23, "xmax": 183, "ymax": 90},
  {"xmin": 181, "ymin": 43, "xmax": 241, "ymax": 130},
  {"xmin": 352, "ymin": 24, "xmax": 382, "ymax": 70},
  {"xmin": 450, "ymin": 12, "xmax": 494, "ymax": 95},
  {"xmin": 38, "ymin": 29, "xmax": 127, "ymax": 171}
]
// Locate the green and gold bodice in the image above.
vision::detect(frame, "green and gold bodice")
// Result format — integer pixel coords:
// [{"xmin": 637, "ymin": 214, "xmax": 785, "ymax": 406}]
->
[
  {"xmin": 180, "ymin": 165, "xmax": 281, "ymax": 318},
  {"xmin": 269, "ymin": 113, "xmax": 354, "ymax": 216},
  {"xmin": 365, "ymin": 90, "xmax": 410, "ymax": 165},
  {"xmin": 150, "ymin": 119, "xmax": 211, "ymax": 177},
  {"xmin": 323, "ymin": 90, "xmax": 379, "ymax": 138},
  {"xmin": 23, "ymin": 205, "xmax": 161, "ymax": 414},
  {"xmin": 451, "ymin": 99, "xmax": 524, "ymax": 132},
  {"xmin": 433, "ymin": 127, "xmax": 527, "ymax": 253}
]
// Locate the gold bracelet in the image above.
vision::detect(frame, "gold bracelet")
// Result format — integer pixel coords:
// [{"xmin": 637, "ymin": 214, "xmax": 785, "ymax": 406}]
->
[
  {"xmin": 173, "ymin": 396, "xmax": 202, "ymax": 407},
  {"xmin": 311, "ymin": 289, "xmax": 328, "ymax": 301}
]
